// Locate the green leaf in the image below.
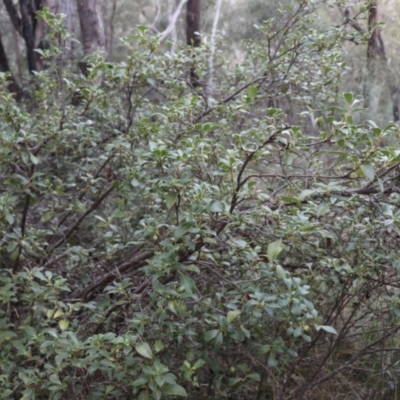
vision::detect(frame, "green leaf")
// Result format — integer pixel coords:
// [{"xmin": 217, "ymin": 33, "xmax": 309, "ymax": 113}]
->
[
  {"xmin": 319, "ymin": 325, "xmax": 338, "ymax": 335},
  {"xmin": 208, "ymin": 200, "xmax": 224, "ymax": 212},
  {"xmin": 154, "ymin": 340, "xmax": 164, "ymax": 352},
  {"xmin": 165, "ymin": 191, "xmax": 178, "ymax": 209},
  {"xmin": 135, "ymin": 342, "xmax": 153, "ymax": 359},
  {"xmin": 360, "ymin": 163, "xmax": 374, "ymax": 181},
  {"xmin": 132, "ymin": 376, "xmax": 148, "ymax": 387},
  {"xmin": 268, "ymin": 352, "xmax": 278, "ymax": 367},
  {"xmin": 131, "ymin": 178, "xmax": 140, "ymax": 187},
  {"xmin": 179, "ymin": 273, "xmax": 196, "ymax": 294},
  {"xmin": 228, "ymin": 378, "xmax": 243, "ymax": 388},
  {"xmin": 316, "ymin": 203, "xmax": 329, "ymax": 217},
  {"xmin": 227, "ymin": 310, "xmax": 241, "ymax": 324},
  {"xmin": 183, "ymin": 264, "xmax": 200, "ymax": 273},
  {"xmin": 168, "ymin": 300, "xmax": 178, "ymax": 314},
  {"xmin": 105, "ymin": 386, "xmax": 116, "ymax": 395},
  {"xmin": 49, "ymin": 374, "xmax": 61, "ymax": 385},
  {"xmin": 343, "ymin": 92, "xmax": 353, "ymax": 105},
  {"xmin": 5, "ymin": 213, "xmax": 14, "ymax": 224},
  {"xmin": 58, "ymin": 320, "xmax": 69, "ymax": 331},
  {"xmin": 162, "ymin": 384, "xmax": 187, "ymax": 396},
  {"xmin": 29, "ymin": 152, "xmax": 40, "ymax": 165},
  {"xmin": 267, "ymin": 239, "xmax": 283, "ymax": 263},
  {"xmin": 174, "ymin": 222, "xmax": 193, "ymax": 239},
  {"xmin": 247, "ymin": 373, "xmax": 261, "ymax": 381},
  {"xmin": 0, "ymin": 330, "xmax": 17, "ymax": 341},
  {"xmin": 299, "ymin": 189, "xmax": 315, "ymax": 200},
  {"xmin": 247, "ymin": 86, "xmax": 258, "ymax": 100},
  {"xmin": 32, "ymin": 270, "xmax": 46, "ymax": 281},
  {"xmin": 155, "ymin": 375, "xmax": 165, "ymax": 388},
  {"xmin": 204, "ymin": 329, "xmax": 220, "ymax": 342},
  {"xmin": 215, "ymin": 332, "xmax": 223, "ymax": 347},
  {"xmin": 232, "ymin": 238, "xmax": 247, "ymax": 248},
  {"xmin": 281, "ymin": 196, "xmax": 301, "ymax": 206},
  {"xmin": 276, "ymin": 264, "xmax": 286, "ymax": 279},
  {"xmin": 193, "ymin": 359, "xmax": 206, "ymax": 369},
  {"xmin": 21, "ymin": 389, "xmax": 35, "ymax": 400}
]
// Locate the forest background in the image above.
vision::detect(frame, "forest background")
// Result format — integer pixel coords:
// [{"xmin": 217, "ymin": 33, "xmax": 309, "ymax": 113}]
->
[{"xmin": 2, "ymin": 1, "xmax": 400, "ymax": 399}]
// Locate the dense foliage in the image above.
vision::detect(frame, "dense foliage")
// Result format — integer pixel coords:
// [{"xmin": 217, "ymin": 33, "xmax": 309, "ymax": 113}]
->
[{"xmin": 2, "ymin": 4, "xmax": 400, "ymax": 400}]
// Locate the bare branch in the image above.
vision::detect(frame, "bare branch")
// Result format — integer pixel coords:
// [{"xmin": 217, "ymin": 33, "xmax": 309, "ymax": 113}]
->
[{"xmin": 158, "ymin": 0, "xmax": 188, "ymax": 43}]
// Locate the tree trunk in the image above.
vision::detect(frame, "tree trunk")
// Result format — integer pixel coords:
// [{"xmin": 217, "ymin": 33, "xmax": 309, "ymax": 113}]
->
[
  {"xmin": 186, "ymin": 0, "xmax": 201, "ymax": 87},
  {"xmin": 186, "ymin": 0, "xmax": 201, "ymax": 47},
  {"xmin": 76, "ymin": 0, "xmax": 105, "ymax": 66},
  {"xmin": 366, "ymin": 2, "xmax": 386, "ymax": 61},
  {"xmin": 0, "ymin": 32, "xmax": 22, "ymax": 98},
  {"xmin": 364, "ymin": 1, "xmax": 399, "ymax": 121},
  {"xmin": 35, "ymin": 0, "xmax": 77, "ymax": 68},
  {"xmin": 19, "ymin": 0, "xmax": 38, "ymax": 72},
  {"xmin": 3, "ymin": 0, "xmax": 42, "ymax": 73},
  {"xmin": 3, "ymin": 0, "xmax": 23, "ymax": 35}
]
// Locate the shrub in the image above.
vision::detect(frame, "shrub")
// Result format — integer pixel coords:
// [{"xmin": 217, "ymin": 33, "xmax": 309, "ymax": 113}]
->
[{"xmin": 1, "ymin": 6, "xmax": 400, "ymax": 400}]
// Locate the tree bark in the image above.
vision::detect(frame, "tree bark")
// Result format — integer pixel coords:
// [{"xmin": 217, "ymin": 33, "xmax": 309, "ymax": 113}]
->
[
  {"xmin": 343, "ymin": 3, "xmax": 399, "ymax": 121},
  {"xmin": 0, "ymin": 32, "xmax": 22, "ymax": 99},
  {"xmin": 366, "ymin": 2, "xmax": 386, "ymax": 61},
  {"xmin": 186, "ymin": 0, "xmax": 201, "ymax": 87},
  {"xmin": 76, "ymin": 0, "xmax": 105, "ymax": 55},
  {"xmin": 186, "ymin": 0, "xmax": 201, "ymax": 47},
  {"xmin": 76, "ymin": 0, "xmax": 105, "ymax": 74},
  {"xmin": 19, "ymin": 0, "xmax": 38, "ymax": 73},
  {"xmin": 106, "ymin": 0, "xmax": 117, "ymax": 60},
  {"xmin": 3, "ymin": 0, "xmax": 23, "ymax": 35},
  {"xmin": 364, "ymin": 1, "xmax": 399, "ymax": 120},
  {"xmin": 35, "ymin": 0, "xmax": 76, "ymax": 68},
  {"xmin": 3, "ymin": 0, "xmax": 39, "ymax": 73}
]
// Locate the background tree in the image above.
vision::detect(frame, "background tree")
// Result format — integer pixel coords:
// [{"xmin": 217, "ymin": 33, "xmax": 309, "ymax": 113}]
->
[
  {"xmin": 34, "ymin": 0, "xmax": 76, "ymax": 68},
  {"xmin": 0, "ymin": 31, "xmax": 21, "ymax": 96},
  {"xmin": 76, "ymin": 0, "xmax": 105, "ymax": 72},
  {"xmin": 3, "ymin": 0, "xmax": 39, "ymax": 72},
  {"xmin": 186, "ymin": 0, "xmax": 201, "ymax": 86}
]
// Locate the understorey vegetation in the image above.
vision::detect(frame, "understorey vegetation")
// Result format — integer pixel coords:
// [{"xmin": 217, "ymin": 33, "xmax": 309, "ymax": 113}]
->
[{"xmin": 1, "ymin": 3, "xmax": 400, "ymax": 400}]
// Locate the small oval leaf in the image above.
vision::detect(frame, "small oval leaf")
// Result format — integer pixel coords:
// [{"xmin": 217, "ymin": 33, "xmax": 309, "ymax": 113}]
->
[
  {"xmin": 360, "ymin": 163, "xmax": 374, "ymax": 181},
  {"xmin": 135, "ymin": 342, "xmax": 153, "ymax": 359},
  {"xmin": 162, "ymin": 384, "xmax": 187, "ymax": 396},
  {"xmin": 166, "ymin": 191, "xmax": 178, "ymax": 209},
  {"xmin": 320, "ymin": 325, "xmax": 338, "ymax": 335},
  {"xmin": 247, "ymin": 86, "xmax": 258, "ymax": 100},
  {"xmin": 227, "ymin": 310, "xmax": 241, "ymax": 324},
  {"xmin": 59, "ymin": 320, "xmax": 69, "ymax": 331},
  {"xmin": 174, "ymin": 222, "xmax": 193, "ymax": 239},
  {"xmin": 268, "ymin": 239, "xmax": 283, "ymax": 263}
]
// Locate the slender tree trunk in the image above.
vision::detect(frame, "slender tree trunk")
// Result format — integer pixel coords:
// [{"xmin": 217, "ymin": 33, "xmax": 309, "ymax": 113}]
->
[
  {"xmin": 76, "ymin": 0, "xmax": 105, "ymax": 56},
  {"xmin": 106, "ymin": 0, "xmax": 117, "ymax": 60},
  {"xmin": 364, "ymin": 1, "xmax": 399, "ymax": 120},
  {"xmin": 167, "ymin": 0, "xmax": 178, "ymax": 53},
  {"xmin": 366, "ymin": 2, "xmax": 386, "ymax": 61},
  {"xmin": 0, "ymin": 32, "xmax": 22, "ymax": 98},
  {"xmin": 186, "ymin": 0, "xmax": 201, "ymax": 47},
  {"xmin": 207, "ymin": 0, "xmax": 222, "ymax": 101},
  {"xmin": 186, "ymin": 0, "xmax": 201, "ymax": 87},
  {"xmin": 3, "ymin": 0, "xmax": 41, "ymax": 73},
  {"xmin": 11, "ymin": 19, "xmax": 23, "ymax": 82},
  {"xmin": 19, "ymin": 0, "xmax": 38, "ymax": 72}
]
